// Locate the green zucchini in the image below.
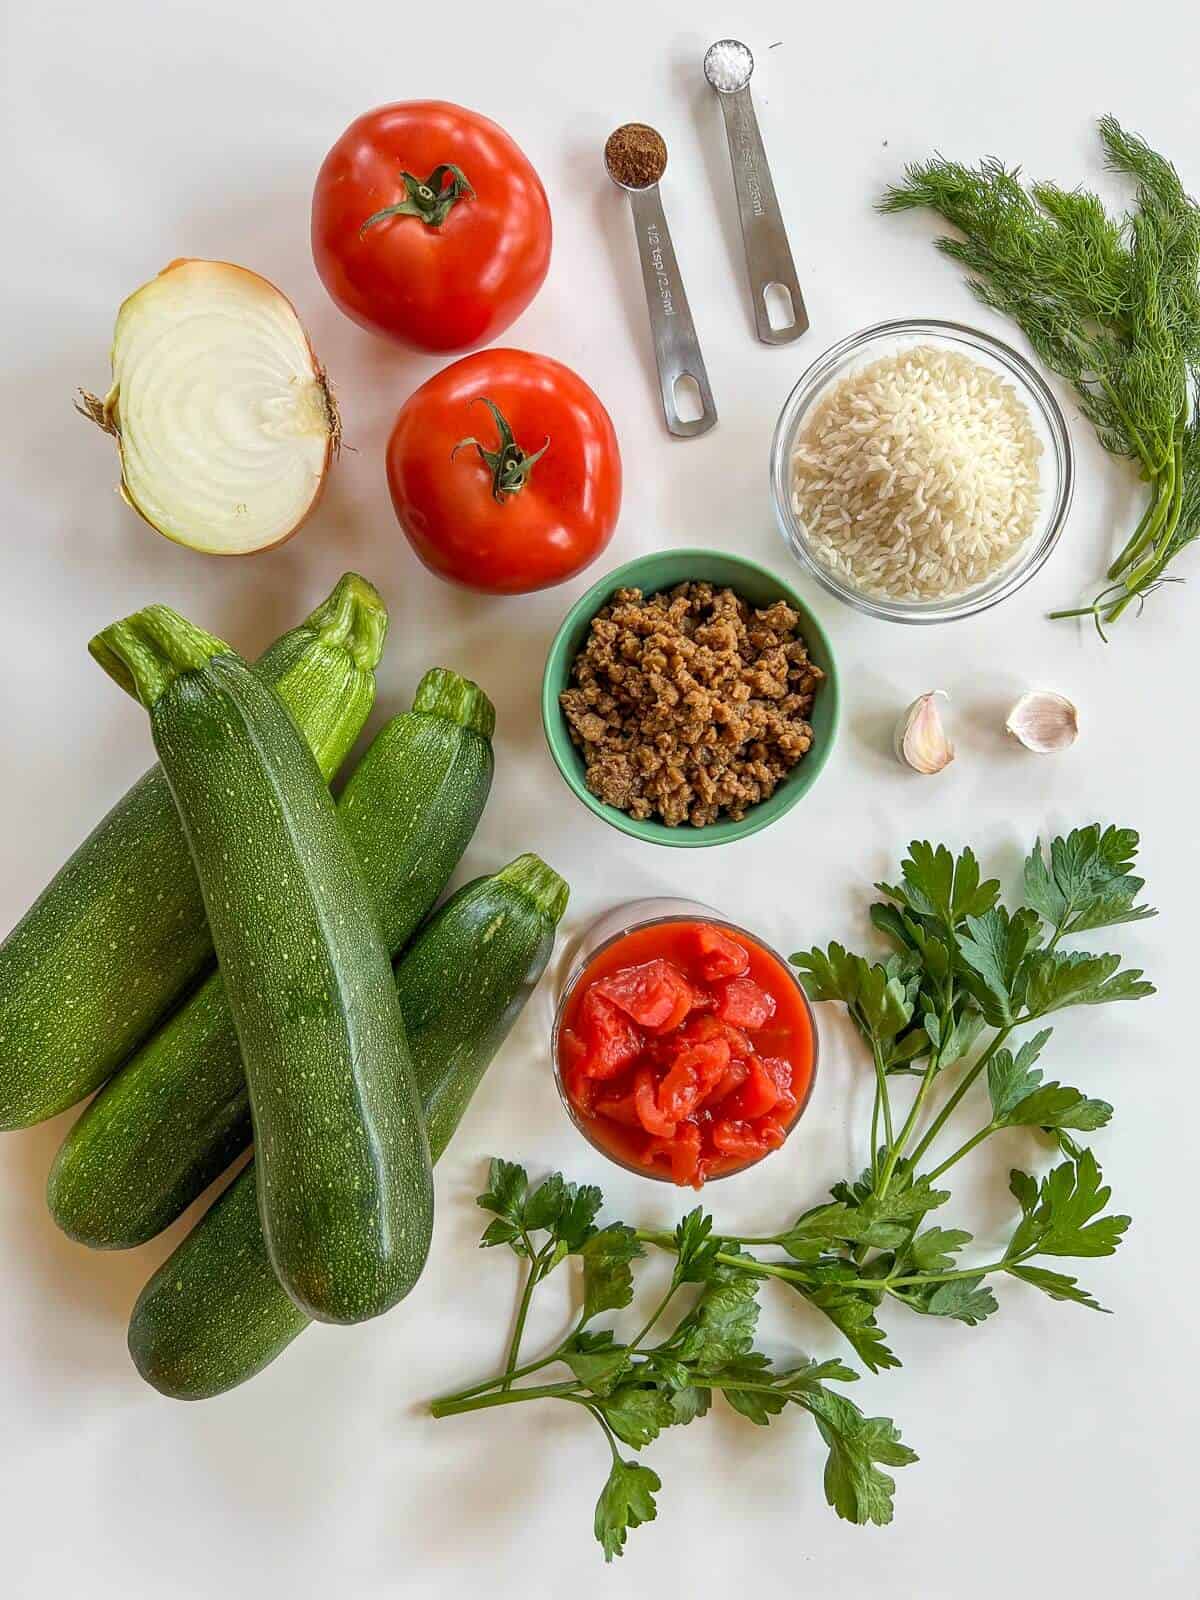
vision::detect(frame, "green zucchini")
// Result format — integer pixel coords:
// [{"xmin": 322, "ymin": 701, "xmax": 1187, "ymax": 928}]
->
[
  {"xmin": 49, "ymin": 669, "xmax": 494, "ymax": 1249},
  {"xmin": 128, "ymin": 855, "xmax": 568, "ymax": 1400},
  {"xmin": 92, "ymin": 605, "xmax": 432, "ymax": 1325},
  {"xmin": 0, "ymin": 573, "xmax": 385, "ymax": 1130}
]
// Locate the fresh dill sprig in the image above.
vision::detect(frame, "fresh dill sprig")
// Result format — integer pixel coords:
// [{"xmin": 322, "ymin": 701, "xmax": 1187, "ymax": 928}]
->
[{"xmin": 881, "ymin": 117, "xmax": 1200, "ymax": 636}]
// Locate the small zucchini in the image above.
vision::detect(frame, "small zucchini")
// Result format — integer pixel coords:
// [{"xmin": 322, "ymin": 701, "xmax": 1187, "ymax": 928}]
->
[
  {"xmin": 92, "ymin": 604, "xmax": 433, "ymax": 1325},
  {"xmin": 49, "ymin": 669, "xmax": 494, "ymax": 1249},
  {"xmin": 0, "ymin": 573, "xmax": 385, "ymax": 1130},
  {"xmin": 128, "ymin": 854, "xmax": 568, "ymax": 1400}
]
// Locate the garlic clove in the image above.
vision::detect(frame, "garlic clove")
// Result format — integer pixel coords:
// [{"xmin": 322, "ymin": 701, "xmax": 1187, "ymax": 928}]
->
[
  {"xmin": 894, "ymin": 691, "xmax": 955, "ymax": 774},
  {"xmin": 1005, "ymin": 690, "xmax": 1079, "ymax": 753}
]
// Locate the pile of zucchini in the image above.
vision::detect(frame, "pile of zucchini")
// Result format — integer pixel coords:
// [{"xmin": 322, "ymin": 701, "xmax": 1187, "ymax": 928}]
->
[{"xmin": 0, "ymin": 573, "xmax": 568, "ymax": 1399}]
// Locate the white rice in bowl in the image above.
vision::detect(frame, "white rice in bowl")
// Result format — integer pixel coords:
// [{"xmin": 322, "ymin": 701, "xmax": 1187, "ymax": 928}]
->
[{"xmin": 789, "ymin": 344, "xmax": 1043, "ymax": 602}]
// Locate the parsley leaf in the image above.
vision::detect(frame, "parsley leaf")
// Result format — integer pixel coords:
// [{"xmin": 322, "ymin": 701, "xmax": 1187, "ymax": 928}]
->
[
  {"xmin": 716, "ymin": 1352, "xmax": 789, "ymax": 1425},
  {"xmin": 795, "ymin": 1271, "xmax": 902, "ymax": 1374},
  {"xmin": 1009, "ymin": 1149, "xmax": 1131, "ymax": 1260},
  {"xmin": 987, "ymin": 1029, "xmax": 1112, "ymax": 1131},
  {"xmin": 999, "ymin": 1082, "xmax": 1113, "ymax": 1132},
  {"xmin": 594, "ymin": 1457, "xmax": 660, "ymax": 1562},
  {"xmin": 476, "ymin": 1158, "xmax": 530, "ymax": 1252},
  {"xmin": 1022, "ymin": 949, "xmax": 1154, "ymax": 1016},
  {"xmin": 957, "ymin": 906, "xmax": 1042, "ymax": 1025},
  {"xmin": 1024, "ymin": 825, "xmax": 1157, "ymax": 936},
  {"xmin": 596, "ymin": 1385, "xmax": 677, "ymax": 1449},
  {"xmin": 670, "ymin": 1270, "xmax": 761, "ymax": 1374},
  {"xmin": 897, "ymin": 1276, "xmax": 998, "ymax": 1325},
  {"xmin": 987, "ymin": 1029, "xmax": 1053, "ymax": 1116},
  {"xmin": 555, "ymin": 1182, "xmax": 604, "ymax": 1250},
  {"xmin": 877, "ymin": 840, "xmax": 1000, "ymax": 931},
  {"xmin": 579, "ymin": 1226, "xmax": 643, "ymax": 1323},
  {"xmin": 908, "ymin": 1226, "xmax": 973, "ymax": 1272},
  {"xmin": 1006, "ymin": 1263, "xmax": 1107, "ymax": 1311},
  {"xmin": 671, "ymin": 1208, "xmax": 722, "ymax": 1285},
  {"xmin": 790, "ymin": 944, "xmax": 915, "ymax": 1040},
  {"xmin": 793, "ymin": 1384, "xmax": 919, "ymax": 1526},
  {"xmin": 563, "ymin": 1334, "xmax": 631, "ymax": 1395}
]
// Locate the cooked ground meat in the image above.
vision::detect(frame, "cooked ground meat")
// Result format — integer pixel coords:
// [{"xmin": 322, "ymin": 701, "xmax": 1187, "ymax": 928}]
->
[{"xmin": 560, "ymin": 583, "xmax": 823, "ymax": 827}]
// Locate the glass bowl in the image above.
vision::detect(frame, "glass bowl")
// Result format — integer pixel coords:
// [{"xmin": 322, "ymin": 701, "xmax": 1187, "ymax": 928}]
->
[
  {"xmin": 551, "ymin": 900, "xmax": 819, "ymax": 1186},
  {"xmin": 769, "ymin": 318, "xmax": 1075, "ymax": 625}
]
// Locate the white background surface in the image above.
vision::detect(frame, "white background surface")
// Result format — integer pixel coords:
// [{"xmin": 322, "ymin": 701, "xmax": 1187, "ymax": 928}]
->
[{"xmin": 2, "ymin": 1, "xmax": 1197, "ymax": 1594}]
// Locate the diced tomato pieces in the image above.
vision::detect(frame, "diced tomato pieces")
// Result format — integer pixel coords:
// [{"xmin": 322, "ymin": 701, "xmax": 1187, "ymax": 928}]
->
[
  {"xmin": 634, "ymin": 1066, "xmax": 677, "ymax": 1137},
  {"xmin": 681, "ymin": 1012, "xmax": 753, "ymax": 1058},
  {"xmin": 711, "ymin": 1118, "xmax": 768, "ymax": 1159},
  {"xmin": 557, "ymin": 917, "xmax": 813, "ymax": 1187},
  {"xmin": 646, "ymin": 1122, "xmax": 702, "ymax": 1187},
  {"xmin": 714, "ymin": 975, "xmax": 777, "ymax": 1030},
  {"xmin": 759, "ymin": 1117, "xmax": 787, "ymax": 1150},
  {"xmin": 565, "ymin": 1064, "xmax": 597, "ymax": 1114},
  {"xmin": 724, "ymin": 1055, "xmax": 781, "ymax": 1121},
  {"xmin": 559, "ymin": 1028, "xmax": 587, "ymax": 1074},
  {"xmin": 692, "ymin": 924, "xmax": 751, "ymax": 980},
  {"xmin": 594, "ymin": 959, "xmax": 696, "ymax": 1033},
  {"xmin": 761, "ymin": 1056, "xmax": 798, "ymax": 1116},
  {"xmin": 656, "ymin": 1037, "xmax": 730, "ymax": 1122},
  {"xmin": 705, "ymin": 1058, "xmax": 749, "ymax": 1108},
  {"xmin": 593, "ymin": 1090, "xmax": 642, "ymax": 1129},
  {"xmin": 579, "ymin": 989, "xmax": 642, "ymax": 1079}
]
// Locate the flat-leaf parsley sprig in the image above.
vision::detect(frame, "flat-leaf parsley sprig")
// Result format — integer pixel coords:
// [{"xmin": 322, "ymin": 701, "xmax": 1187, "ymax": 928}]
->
[{"xmin": 429, "ymin": 1167, "xmax": 916, "ymax": 1561}]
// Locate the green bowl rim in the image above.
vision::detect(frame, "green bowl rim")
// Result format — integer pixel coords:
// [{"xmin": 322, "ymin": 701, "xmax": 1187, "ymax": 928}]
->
[{"xmin": 540, "ymin": 548, "xmax": 841, "ymax": 848}]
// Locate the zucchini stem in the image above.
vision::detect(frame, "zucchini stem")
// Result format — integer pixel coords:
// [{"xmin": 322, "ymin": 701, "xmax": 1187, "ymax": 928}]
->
[{"xmin": 89, "ymin": 606, "xmax": 230, "ymax": 709}]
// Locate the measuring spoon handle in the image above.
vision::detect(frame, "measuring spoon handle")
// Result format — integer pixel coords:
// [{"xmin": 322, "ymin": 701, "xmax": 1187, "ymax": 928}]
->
[
  {"xmin": 718, "ymin": 87, "xmax": 808, "ymax": 345},
  {"xmin": 627, "ymin": 184, "xmax": 717, "ymax": 438}
]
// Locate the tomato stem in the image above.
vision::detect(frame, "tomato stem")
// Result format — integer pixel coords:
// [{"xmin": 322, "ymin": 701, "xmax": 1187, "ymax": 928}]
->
[
  {"xmin": 452, "ymin": 397, "xmax": 550, "ymax": 502},
  {"xmin": 359, "ymin": 163, "xmax": 474, "ymax": 233}
]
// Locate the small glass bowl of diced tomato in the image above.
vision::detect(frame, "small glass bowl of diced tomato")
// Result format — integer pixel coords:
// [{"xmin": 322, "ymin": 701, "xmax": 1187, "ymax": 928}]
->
[{"xmin": 554, "ymin": 916, "xmax": 817, "ymax": 1188}]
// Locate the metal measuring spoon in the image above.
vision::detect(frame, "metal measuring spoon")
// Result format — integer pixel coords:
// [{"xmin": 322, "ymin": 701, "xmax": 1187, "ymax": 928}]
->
[
  {"xmin": 703, "ymin": 39, "xmax": 808, "ymax": 345},
  {"xmin": 604, "ymin": 123, "xmax": 717, "ymax": 439}
]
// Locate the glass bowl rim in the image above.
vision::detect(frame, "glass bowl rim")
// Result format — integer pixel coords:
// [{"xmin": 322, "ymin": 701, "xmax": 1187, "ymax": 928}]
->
[
  {"xmin": 551, "ymin": 913, "xmax": 820, "ymax": 1186},
  {"xmin": 769, "ymin": 316, "xmax": 1076, "ymax": 626}
]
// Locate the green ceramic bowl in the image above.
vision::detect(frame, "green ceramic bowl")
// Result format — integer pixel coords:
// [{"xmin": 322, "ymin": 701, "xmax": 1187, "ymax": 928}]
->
[{"xmin": 541, "ymin": 550, "xmax": 840, "ymax": 847}]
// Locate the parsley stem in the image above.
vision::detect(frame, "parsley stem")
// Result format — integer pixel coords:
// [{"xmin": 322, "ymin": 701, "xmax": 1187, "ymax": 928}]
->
[
  {"xmin": 876, "ymin": 1055, "xmax": 940, "ymax": 1198},
  {"xmin": 924, "ymin": 1122, "xmax": 997, "ymax": 1182},
  {"xmin": 432, "ymin": 1347, "xmax": 568, "ymax": 1407},
  {"xmin": 907, "ymin": 1027, "xmax": 1013, "ymax": 1168},
  {"xmin": 582, "ymin": 1401, "xmax": 624, "ymax": 1465},
  {"xmin": 430, "ymin": 1379, "xmax": 583, "ymax": 1420},
  {"xmin": 629, "ymin": 1282, "xmax": 680, "ymax": 1351},
  {"xmin": 870, "ymin": 1037, "xmax": 894, "ymax": 1182},
  {"xmin": 500, "ymin": 1235, "xmax": 543, "ymax": 1390}
]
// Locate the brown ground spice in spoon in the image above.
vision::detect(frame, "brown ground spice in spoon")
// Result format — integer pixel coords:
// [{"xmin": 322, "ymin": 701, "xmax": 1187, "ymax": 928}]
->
[{"xmin": 604, "ymin": 124, "xmax": 668, "ymax": 189}]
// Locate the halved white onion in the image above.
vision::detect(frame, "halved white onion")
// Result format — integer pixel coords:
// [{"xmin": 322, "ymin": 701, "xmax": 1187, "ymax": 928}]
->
[{"xmin": 80, "ymin": 259, "xmax": 339, "ymax": 556}]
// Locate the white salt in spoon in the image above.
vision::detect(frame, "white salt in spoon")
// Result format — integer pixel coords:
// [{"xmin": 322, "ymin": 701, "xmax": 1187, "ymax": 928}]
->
[{"xmin": 703, "ymin": 39, "xmax": 809, "ymax": 345}]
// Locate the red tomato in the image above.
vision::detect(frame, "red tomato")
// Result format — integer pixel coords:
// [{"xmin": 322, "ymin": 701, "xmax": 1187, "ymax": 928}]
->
[
  {"xmin": 311, "ymin": 101, "xmax": 551, "ymax": 353},
  {"xmin": 386, "ymin": 349, "xmax": 622, "ymax": 594}
]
